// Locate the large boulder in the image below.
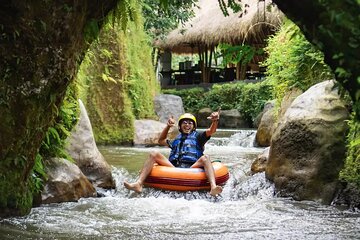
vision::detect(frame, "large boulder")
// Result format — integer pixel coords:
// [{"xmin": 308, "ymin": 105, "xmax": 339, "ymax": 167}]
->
[
  {"xmin": 196, "ymin": 108, "xmax": 249, "ymax": 128},
  {"xmin": 42, "ymin": 158, "xmax": 96, "ymax": 204},
  {"xmin": 154, "ymin": 94, "xmax": 184, "ymax": 124},
  {"xmin": 66, "ymin": 99, "xmax": 115, "ymax": 189},
  {"xmin": 332, "ymin": 183, "xmax": 360, "ymax": 209},
  {"xmin": 278, "ymin": 88, "xmax": 303, "ymax": 120},
  {"xmin": 134, "ymin": 120, "xmax": 178, "ymax": 146},
  {"xmin": 219, "ymin": 109, "xmax": 249, "ymax": 128},
  {"xmin": 265, "ymin": 80, "xmax": 349, "ymax": 204},
  {"xmin": 196, "ymin": 108, "xmax": 213, "ymax": 127},
  {"xmin": 255, "ymin": 101, "xmax": 276, "ymax": 147},
  {"xmin": 256, "ymin": 89, "xmax": 303, "ymax": 147}
]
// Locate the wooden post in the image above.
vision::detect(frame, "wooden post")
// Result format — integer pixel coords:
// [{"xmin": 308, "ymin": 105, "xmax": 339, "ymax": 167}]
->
[
  {"xmin": 236, "ymin": 62, "xmax": 241, "ymax": 80},
  {"xmin": 236, "ymin": 62, "xmax": 247, "ymax": 80}
]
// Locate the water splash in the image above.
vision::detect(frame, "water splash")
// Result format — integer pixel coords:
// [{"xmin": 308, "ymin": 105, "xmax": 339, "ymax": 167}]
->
[
  {"xmin": 208, "ymin": 130, "xmax": 257, "ymax": 147},
  {"xmin": 2, "ymin": 130, "xmax": 359, "ymax": 239}
]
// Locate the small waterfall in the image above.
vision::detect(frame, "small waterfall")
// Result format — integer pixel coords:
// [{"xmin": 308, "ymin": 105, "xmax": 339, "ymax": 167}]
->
[
  {"xmin": 108, "ymin": 128, "xmax": 269, "ymax": 201},
  {"xmin": 207, "ymin": 129, "xmax": 257, "ymax": 147}
]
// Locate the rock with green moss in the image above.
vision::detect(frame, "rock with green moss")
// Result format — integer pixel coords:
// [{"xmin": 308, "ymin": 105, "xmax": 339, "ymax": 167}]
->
[
  {"xmin": 266, "ymin": 80, "xmax": 349, "ymax": 204},
  {"xmin": 42, "ymin": 158, "xmax": 96, "ymax": 204},
  {"xmin": 66, "ymin": 100, "xmax": 115, "ymax": 189}
]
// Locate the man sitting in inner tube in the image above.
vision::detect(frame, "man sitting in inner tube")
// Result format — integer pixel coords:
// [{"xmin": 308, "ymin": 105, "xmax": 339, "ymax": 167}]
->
[{"xmin": 124, "ymin": 109, "xmax": 222, "ymax": 196}]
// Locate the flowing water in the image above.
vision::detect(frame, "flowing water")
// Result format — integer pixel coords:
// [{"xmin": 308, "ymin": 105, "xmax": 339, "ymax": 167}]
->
[{"xmin": 1, "ymin": 129, "xmax": 359, "ymax": 239}]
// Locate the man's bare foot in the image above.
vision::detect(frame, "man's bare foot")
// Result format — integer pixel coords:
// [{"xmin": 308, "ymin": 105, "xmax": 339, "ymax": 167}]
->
[
  {"xmin": 124, "ymin": 181, "xmax": 143, "ymax": 193},
  {"xmin": 209, "ymin": 185, "xmax": 223, "ymax": 196}
]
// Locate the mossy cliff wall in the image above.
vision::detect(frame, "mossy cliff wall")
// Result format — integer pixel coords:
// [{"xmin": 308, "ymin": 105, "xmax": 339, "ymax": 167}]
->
[
  {"xmin": 0, "ymin": 1, "xmax": 118, "ymax": 217},
  {"xmin": 77, "ymin": 16, "xmax": 159, "ymax": 144}
]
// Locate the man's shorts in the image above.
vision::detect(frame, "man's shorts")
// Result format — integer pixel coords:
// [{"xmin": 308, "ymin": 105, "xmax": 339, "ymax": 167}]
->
[{"xmin": 171, "ymin": 160, "xmax": 193, "ymax": 168}]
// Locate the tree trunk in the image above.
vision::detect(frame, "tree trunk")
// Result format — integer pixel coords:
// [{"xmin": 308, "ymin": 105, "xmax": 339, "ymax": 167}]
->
[{"xmin": 0, "ymin": 0, "xmax": 117, "ymax": 217}]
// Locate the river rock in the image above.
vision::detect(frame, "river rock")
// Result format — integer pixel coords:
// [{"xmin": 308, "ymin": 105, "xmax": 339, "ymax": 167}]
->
[
  {"xmin": 332, "ymin": 183, "xmax": 360, "ymax": 209},
  {"xmin": 196, "ymin": 108, "xmax": 249, "ymax": 128},
  {"xmin": 278, "ymin": 88, "xmax": 303, "ymax": 120},
  {"xmin": 66, "ymin": 99, "xmax": 115, "ymax": 189},
  {"xmin": 196, "ymin": 108, "xmax": 212, "ymax": 127},
  {"xmin": 255, "ymin": 89, "xmax": 303, "ymax": 147},
  {"xmin": 251, "ymin": 147, "xmax": 270, "ymax": 174},
  {"xmin": 265, "ymin": 80, "xmax": 349, "ymax": 204},
  {"xmin": 220, "ymin": 109, "xmax": 249, "ymax": 128},
  {"xmin": 154, "ymin": 94, "xmax": 185, "ymax": 123},
  {"xmin": 134, "ymin": 119, "xmax": 178, "ymax": 146},
  {"xmin": 255, "ymin": 101, "xmax": 276, "ymax": 147},
  {"xmin": 42, "ymin": 158, "xmax": 96, "ymax": 204}
]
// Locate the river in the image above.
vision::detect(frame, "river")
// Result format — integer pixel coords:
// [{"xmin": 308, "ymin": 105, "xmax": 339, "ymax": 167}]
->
[{"xmin": 1, "ymin": 129, "xmax": 359, "ymax": 239}]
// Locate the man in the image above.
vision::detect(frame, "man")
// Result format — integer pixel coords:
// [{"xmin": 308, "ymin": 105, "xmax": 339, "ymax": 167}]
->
[{"xmin": 124, "ymin": 110, "xmax": 222, "ymax": 196}]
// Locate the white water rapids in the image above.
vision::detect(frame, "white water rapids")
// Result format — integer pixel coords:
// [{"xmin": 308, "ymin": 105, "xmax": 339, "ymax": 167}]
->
[{"xmin": 1, "ymin": 129, "xmax": 359, "ymax": 239}]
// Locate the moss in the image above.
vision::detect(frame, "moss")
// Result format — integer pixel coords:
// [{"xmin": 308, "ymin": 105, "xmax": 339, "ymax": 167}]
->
[
  {"xmin": 0, "ymin": 153, "xmax": 45, "ymax": 216},
  {"xmin": 0, "ymin": 0, "xmax": 141, "ymax": 217},
  {"xmin": 123, "ymin": 20, "xmax": 159, "ymax": 119},
  {"xmin": 340, "ymin": 115, "xmax": 360, "ymax": 187},
  {"xmin": 76, "ymin": 4, "xmax": 159, "ymax": 145},
  {"xmin": 263, "ymin": 19, "xmax": 334, "ymax": 107}
]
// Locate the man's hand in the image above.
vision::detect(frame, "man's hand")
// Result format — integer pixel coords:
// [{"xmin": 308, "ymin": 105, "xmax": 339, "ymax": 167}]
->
[
  {"xmin": 167, "ymin": 115, "xmax": 175, "ymax": 127},
  {"xmin": 207, "ymin": 108, "xmax": 221, "ymax": 121},
  {"xmin": 159, "ymin": 115, "xmax": 175, "ymax": 146}
]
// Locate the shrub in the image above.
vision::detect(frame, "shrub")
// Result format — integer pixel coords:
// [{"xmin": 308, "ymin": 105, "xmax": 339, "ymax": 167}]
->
[
  {"xmin": 162, "ymin": 88, "xmax": 206, "ymax": 113},
  {"xmin": 163, "ymin": 81, "xmax": 273, "ymax": 125},
  {"xmin": 263, "ymin": 19, "xmax": 333, "ymax": 105},
  {"xmin": 340, "ymin": 115, "xmax": 360, "ymax": 187}
]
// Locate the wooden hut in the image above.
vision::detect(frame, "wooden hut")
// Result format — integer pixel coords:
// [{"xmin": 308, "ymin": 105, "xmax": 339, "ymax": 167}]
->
[{"xmin": 156, "ymin": 0, "xmax": 284, "ymax": 87}]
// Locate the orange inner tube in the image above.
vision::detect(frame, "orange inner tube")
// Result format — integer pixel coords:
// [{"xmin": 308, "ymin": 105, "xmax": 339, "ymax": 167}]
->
[{"xmin": 144, "ymin": 161, "xmax": 230, "ymax": 191}]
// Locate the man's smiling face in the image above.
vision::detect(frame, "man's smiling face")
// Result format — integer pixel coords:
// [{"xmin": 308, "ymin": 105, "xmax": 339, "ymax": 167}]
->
[{"xmin": 180, "ymin": 119, "xmax": 194, "ymax": 134}]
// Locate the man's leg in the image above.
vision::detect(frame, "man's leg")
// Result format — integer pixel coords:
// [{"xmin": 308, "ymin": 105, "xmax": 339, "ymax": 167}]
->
[
  {"xmin": 191, "ymin": 155, "xmax": 223, "ymax": 196},
  {"xmin": 124, "ymin": 151, "xmax": 173, "ymax": 193}
]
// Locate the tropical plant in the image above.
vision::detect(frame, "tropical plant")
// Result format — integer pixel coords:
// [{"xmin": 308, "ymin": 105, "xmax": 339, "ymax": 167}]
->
[
  {"xmin": 162, "ymin": 87, "xmax": 206, "ymax": 113},
  {"xmin": 263, "ymin": 19, "xmax": 333, "ymax": 105},
  {"xmin": 163, "ymin": 80, "xmax": 273, "ymax": 125},
  {"xmin": 340, "ymin": 115, "xmax": 360, "ymax": 187},
  {"xmin": 216, "ymin": 43, "xmax": 263, "ymax": 67},
  {"xmin": 142, "ymin": 0, "xmax": 196, "ymax": 41}
]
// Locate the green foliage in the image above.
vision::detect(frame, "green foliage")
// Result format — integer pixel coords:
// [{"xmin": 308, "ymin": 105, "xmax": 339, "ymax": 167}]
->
[
  {"xmin": 205, "ymin": 81, "xmax": 273, "ymax": 124},
  {"xmin": 142, "ymin": 0, "xmax": 196, "ymax": 40},
  {"xmin": 2, "ymin": 80, "xmax": 79, "ymax": 215},
  {"xmin": 340, "ymin": 115, "xmax": 360, "ymax": 187},
  {"xmin": 76, "ymin": 2, "xmax": 159, "ymax": 144},
  {"xmin": 0, "ymin": 172, "xmax": 32, "ymax": 215},
  {"xmin": 110, "ymin": 0, "xmax": 141, "ymax": 31},
  {"xmin": 0, "ymin": 0, "xmax": 143, "ymax": 217},
  {"xmin": 0, "ymin": 153, "xmax": 46, "ymax": 215},
  {"xmin": 84, "ymin": 19, "xmax": 100, "ymax": 44},
  {"xmin": 78, "ymin": 31, "xmax": 136, "ymax": 144},
  {"xmin": 236, "ymin": 81, "xmax": 274, "ymax": 123},
  {"xmin": 217, "ymin": 44, "xmax": 263, "ymax": 67},
  {"xmin": 263, "ymin": 19, "xmax": 334, "ymax": 105},
  {"xmin": 310, "ymin": 1, "xmax": 360, "ymax": 120},
  {"xmin": 204, "ymin": 83, "xmax": 244, "ymax": 110},
  {"xmin": 162, "ymin": 87, "xmax": 206, "ymax": 113},
  {"xmin": 39, "ymin": 82, "xmax": 79, "ymax": 159},
  {"xmin": 163, "ymin": 81, "xmax": 273, "ymax": 124},
  {"xmin": 218, "ymin": 0, "xmax": 242, "ymax": 16},
  {"xmin": 123, "ymin": 20, "xmax": 159, "ymax": 119},
  {"xmin": 27, "ymin": 81, "xmax": 80, "ymax": 199}
]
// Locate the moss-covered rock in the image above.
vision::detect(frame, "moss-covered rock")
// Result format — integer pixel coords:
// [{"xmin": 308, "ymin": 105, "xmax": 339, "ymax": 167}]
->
[
  {"xmin": 0, "ymin": 0, "xmax": 118, "ymax": 217},
  {"xmin": 77, "ymin": 13, "xmax": 159, "ymax": 145}
]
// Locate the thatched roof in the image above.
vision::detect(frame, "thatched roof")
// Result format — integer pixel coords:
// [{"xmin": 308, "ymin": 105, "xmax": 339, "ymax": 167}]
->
[{"xmin": 157, "ymin": 0, "xmax": 284, "ymax": 54}]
